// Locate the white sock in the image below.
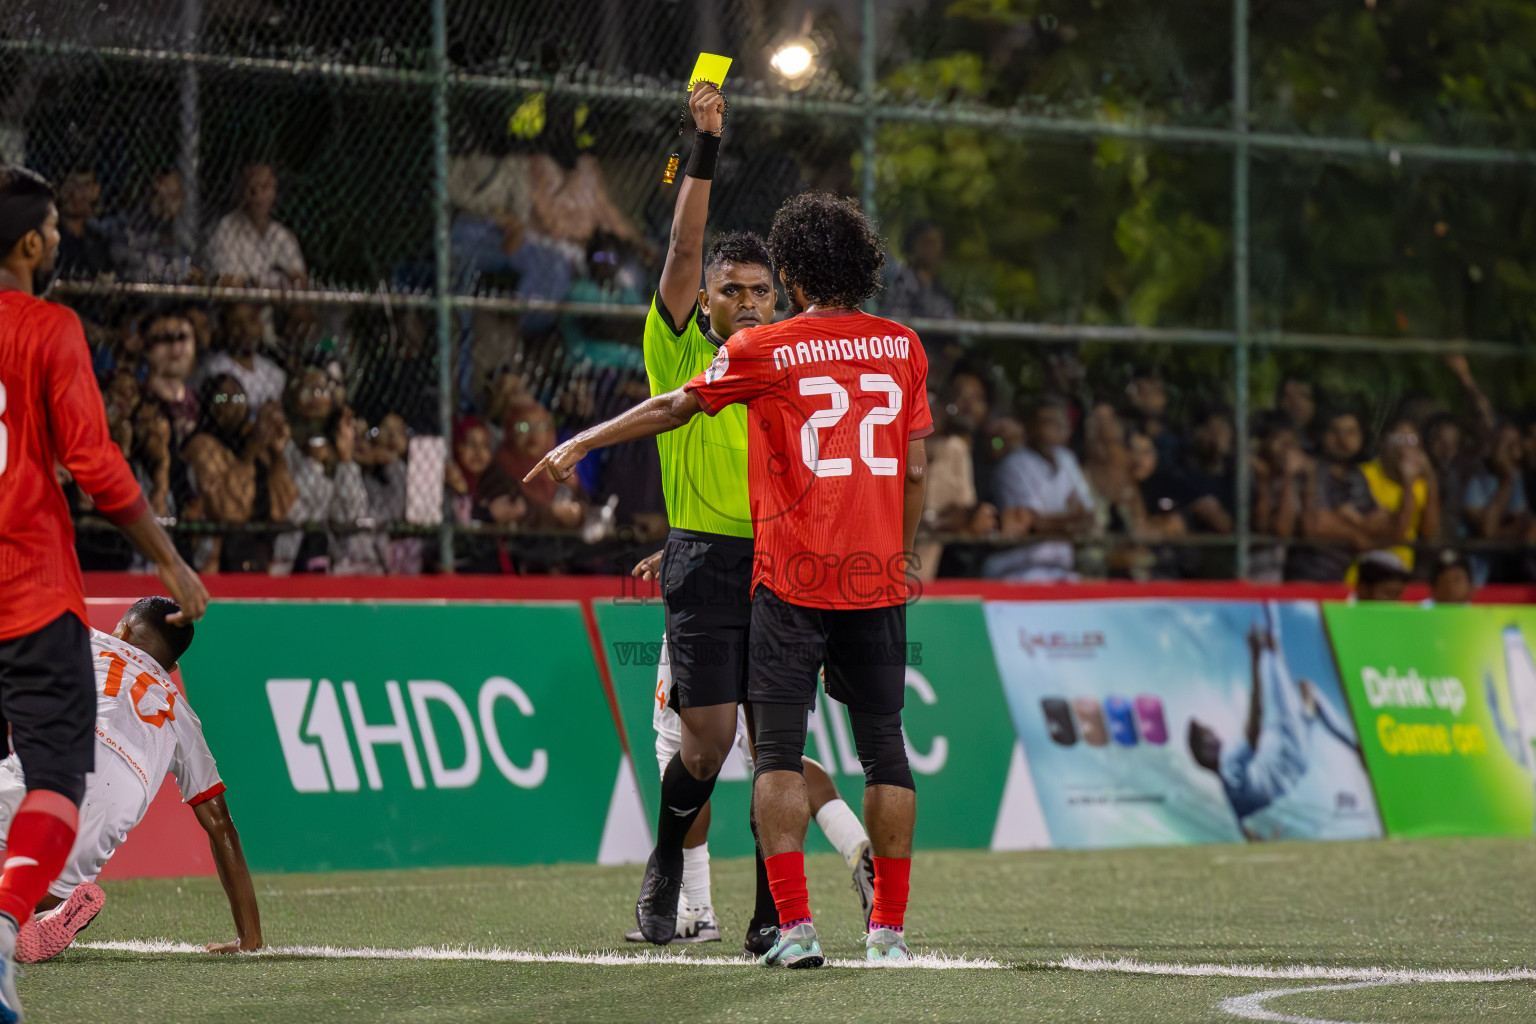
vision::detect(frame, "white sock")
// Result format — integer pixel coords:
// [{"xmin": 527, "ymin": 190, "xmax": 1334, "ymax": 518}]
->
[
  {"xmin": 815, "ymin": 799, "xmax": 869, "ymax": 869},
  {"xmin": 680, "ymin": 843, "xmax": 712, "ymax": 912}
]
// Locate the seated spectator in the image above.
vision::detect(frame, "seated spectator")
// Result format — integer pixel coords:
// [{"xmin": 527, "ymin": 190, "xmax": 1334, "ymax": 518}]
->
[
  {"xmin": 558, "ymin": 232, "xmax": 645, "ymax": 371},
  {"xmin": 285, "ymin": 365, "xmax": 338, "ymax": 448},
  {"xmin": 1286, "ymin": 409, "xmax": 1390, "ymax": 582},
  {"xmin": 55, "ymin": 167, "xmax": 114, "ymax": 281},
  {"xmin": 141, "ymin": 307, "xmax": 200, "ymax": 446},
  {"xmin": 128, "ymin": 398, "xmax": 178, "ymax": 521},
  {"xmin": 206, "ymin": 163, "xmax": 306, "ymax": 289},
  {"xmin": 1249, "ymin": 412, "xmax": 1309, "ymax": 583},
  {"xmin": 1181, "ymin": 405, "xmax": 1236, "ymax": 534},
  {"xmin": 446, "ymin": 417, "xmax": 526, "ymax": 574},
  {"xmin": 1354, "ymin": 550, "xmax": 1410, "ymax": 602},
  {"xmin": 1125, "ymin": 366, "xmax": 1180, "ymax": 466},
  {"xmin": 181, "ymin": 380, "xmax": 294, "ymax": 573},
  {"xmin": 1082, "ymin": 402, "xmax": 1139, "ymax": 531},
  {"xmin": 916, "ymin": 402, "xmax": 996, "ymax": 583},
  {"xmin": 1463, "ymin": 422, "xmax": 1536, "ymax": 584},
  {"xmin": 1276, "ymin": 375, "xmax": 1317, "ymax": 452},
  {"xmin": 1360, "ymin": 418, "xmax": 1438, "ymax": 573},
  {"xmin": 940, "ymin": 368, "xmax": 994, "ymax": 502},
  {"xmin": 109, "ymin": 168, "xmax": 200, "ymax": 284},
  {"xmin": 101, "ymin": 369, "xmax": 141, "ymax": 456},
  {"xmin": 193, "ymin": 303, "xmax": 287, "ymax": 415},
  {"xmin": 1428, "ymin": 548, "xmax": 1474, "ymax": 606},
  {"xmin": 882, "ymin": 221, "xmax": 957, "ymax": 322},
  {"xmin": 358, "ymin": 412, "xmax": 419, "ymax": 575},
  {"xmin": 983, "ymin": 396, "xmax": 1093, "ymax": 582},
  {"xmin": 1425, "ymin": 412, "xmax": 1472, "ymax": 544},
  {"xmin": 495, "ymin": 400, "xmax": 587, "ymax": 533},
  {"xmin": 275, "ymin": 406, "xmax": 373, "ymax": 574}
]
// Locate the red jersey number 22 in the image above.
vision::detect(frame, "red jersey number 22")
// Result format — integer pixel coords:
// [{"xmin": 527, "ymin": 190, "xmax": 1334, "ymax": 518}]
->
[{"xmin": 798, "ymin": 374, "xmax": 902, "ymax": 478}]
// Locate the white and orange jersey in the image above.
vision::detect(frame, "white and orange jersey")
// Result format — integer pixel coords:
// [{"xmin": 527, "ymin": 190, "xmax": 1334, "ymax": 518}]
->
[{"xmin": 89, "ymin": 629, "xmax": 224, "ymax": 807}]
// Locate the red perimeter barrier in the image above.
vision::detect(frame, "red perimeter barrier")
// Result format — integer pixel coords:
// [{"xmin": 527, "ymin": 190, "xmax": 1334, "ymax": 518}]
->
[{"xmin": 82, "ymin": 572, "xmax": 1536, "ymax": 883}]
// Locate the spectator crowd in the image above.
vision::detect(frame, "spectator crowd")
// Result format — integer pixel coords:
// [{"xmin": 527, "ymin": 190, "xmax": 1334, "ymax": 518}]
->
[{"xmin": 49, "ymin": 157, "xmax": 1536, "ymax": 585}]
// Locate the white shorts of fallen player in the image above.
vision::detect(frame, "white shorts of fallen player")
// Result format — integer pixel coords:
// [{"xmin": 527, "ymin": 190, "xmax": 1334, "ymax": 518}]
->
[
  {"xmin": 0, "ymin": 745, "xmax": 149, "ymax": 901},
  {"xmin": 653, "ymin": 632, "xmax": 756, "ymax": 781}
]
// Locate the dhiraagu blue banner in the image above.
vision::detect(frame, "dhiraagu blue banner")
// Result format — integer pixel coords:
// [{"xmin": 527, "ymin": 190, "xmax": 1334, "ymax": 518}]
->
[{"xmin": 983, "ymin": 599, "xmax": 1382, "ymax": 848}]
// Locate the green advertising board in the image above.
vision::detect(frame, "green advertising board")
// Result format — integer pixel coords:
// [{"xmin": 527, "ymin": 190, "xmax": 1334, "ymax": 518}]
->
[
  {"xmin": 1324, "ymin": 602, "xmax": 1536, "ymax": 837},
  {"xmin": 181, "ymin": 601, "xmax": 624, "ymax": 872},
  {"xmin": 594, "ymin": 597, "xmax": 1018, "ymax": 858}
]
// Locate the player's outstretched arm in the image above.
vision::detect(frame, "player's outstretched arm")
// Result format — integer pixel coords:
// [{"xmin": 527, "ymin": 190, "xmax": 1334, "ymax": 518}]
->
[
  {"xmin": 118, "ymin": 513, "xmax": 210, "ymax": 624},
  {"xmin": 658, "ymin": 83, "xmax": 725, "ymax": 326},
  {"xmin": 193, "ymin": 794, "xmax": 263, "ymax": 953},
  {"xmin": 524, "ymin": 388, "xmax": 703, "ymax": 484}
]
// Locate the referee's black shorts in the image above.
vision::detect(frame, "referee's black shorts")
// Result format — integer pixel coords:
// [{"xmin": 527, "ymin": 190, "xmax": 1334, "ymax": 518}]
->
[
  {"xmin": 660, "ymin": 528, "xmax": 753, "ymax": 710},
  {"xmin": 747, "ymin": 586, "xmax": 907, "ymax": 716},
  {"xmin": 0, "ymin": 611, "xmax": 98, "ymax": 795}
]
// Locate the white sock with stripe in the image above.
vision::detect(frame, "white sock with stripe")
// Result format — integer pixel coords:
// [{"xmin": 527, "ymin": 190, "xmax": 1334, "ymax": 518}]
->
[
  {"xmin": 681, "ymin": 843, "xmax": 711, "ymax": 913},
  {"xmin": 815, "ymin": 799, "xmax": 869, "ymax": 869}
]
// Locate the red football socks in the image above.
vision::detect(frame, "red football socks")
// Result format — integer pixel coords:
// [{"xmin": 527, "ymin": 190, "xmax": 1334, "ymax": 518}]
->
[
  {"xmin": 870, "ymin": 856, "xmax": 911, "ymax": 931},
  {"xmin": 0, "ymin": 790, "xmax": 79, "ymax": 928},
  {"xmin": 763, "ymin": 851, "xmax": 812, "ymax": 927}
]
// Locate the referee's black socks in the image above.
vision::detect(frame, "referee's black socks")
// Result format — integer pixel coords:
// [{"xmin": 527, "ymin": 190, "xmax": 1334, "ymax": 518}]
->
[{"xmin": 655, "ymin": 754, "xmax": 718, "ymax": 878}]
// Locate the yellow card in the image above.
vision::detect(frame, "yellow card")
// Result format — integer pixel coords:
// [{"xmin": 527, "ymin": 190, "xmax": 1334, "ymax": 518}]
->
[{"xmin": 688, "ymin": 53, "xmax": 732, "ymax": 93}]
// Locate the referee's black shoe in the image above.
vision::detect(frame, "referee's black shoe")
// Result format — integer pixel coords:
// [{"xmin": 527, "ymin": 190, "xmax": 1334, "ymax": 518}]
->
[
  {"xmin": 635, "ymin": 853, "xmax": 682, "ymax": 945},
  {"xmin": 744, "ymin": 919, "xmax": 779, "ymax": 958}
]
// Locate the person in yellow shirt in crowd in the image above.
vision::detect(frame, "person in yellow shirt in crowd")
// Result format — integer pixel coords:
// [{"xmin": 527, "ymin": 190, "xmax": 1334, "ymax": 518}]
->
[{"xmin": 1359, "ymin": 418, "xmax": 1440, "ymax": 572}]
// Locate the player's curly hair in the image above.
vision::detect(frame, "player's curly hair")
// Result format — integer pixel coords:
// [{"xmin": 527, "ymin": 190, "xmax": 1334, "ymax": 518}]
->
[
  {"xmin": 704, "ymin": 231, "xmax": 772, "ymax": 277},
  {"xmin": 767, "ymin": 192, "xmax": 886, "ymax": 310}
]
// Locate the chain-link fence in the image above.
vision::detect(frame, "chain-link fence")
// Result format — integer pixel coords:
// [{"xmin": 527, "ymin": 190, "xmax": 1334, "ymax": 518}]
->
[{"xmin": 5, "ymin": 0, "xmax": 1536, "ymax": 582}]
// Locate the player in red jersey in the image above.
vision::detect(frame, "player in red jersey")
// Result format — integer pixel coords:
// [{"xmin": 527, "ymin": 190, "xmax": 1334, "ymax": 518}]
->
[
  {"xmin": 0, "ymin": 167, "xmax": 209, "ymax": 1021},
  {"xmin": 526, "ymin": 192, "xmax": 929, "ymax": 967}
]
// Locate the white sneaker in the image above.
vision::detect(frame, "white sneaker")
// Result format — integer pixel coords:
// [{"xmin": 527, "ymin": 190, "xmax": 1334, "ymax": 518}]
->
[
  {"xmin": 0, "ymin": 914, "xmax": 22, "ymax": 1022},
  {"xmin": 623, "ymin": 905, "xmax": 721, "ymax": 945}
]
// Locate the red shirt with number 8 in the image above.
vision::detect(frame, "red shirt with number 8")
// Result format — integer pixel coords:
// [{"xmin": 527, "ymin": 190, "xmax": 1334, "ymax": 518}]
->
[
  {"xmin": 685, "ymin": 309, "xmax": 933, "ymax": 611},
  {"xmin": 0, "ymin": 291, "xmax": 147, "ymax": 641}
]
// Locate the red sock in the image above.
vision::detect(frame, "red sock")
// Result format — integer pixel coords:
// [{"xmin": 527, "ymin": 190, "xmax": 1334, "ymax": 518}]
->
[
  {"xmin": 0, "ymin": 791, "xmax": 78, "ymax": 928},
  {"xmin": 870, "ymin": 856, "xmax": 911, "ymax": 931},
  {"xmin": 763, "ymin": 851, "xmax": 812, "ymax": 928}
]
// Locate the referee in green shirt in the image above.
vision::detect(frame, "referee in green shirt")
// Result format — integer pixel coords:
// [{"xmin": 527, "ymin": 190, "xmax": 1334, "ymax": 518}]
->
[{"xmin": 631, "ymin": 82, "xmax": 779, "ymax": 944}]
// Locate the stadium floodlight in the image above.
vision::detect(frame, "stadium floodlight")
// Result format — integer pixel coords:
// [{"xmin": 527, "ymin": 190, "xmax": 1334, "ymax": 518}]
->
[{"xmin": 770, "ymin": 41, "xmax": 816, "ymax": 81}]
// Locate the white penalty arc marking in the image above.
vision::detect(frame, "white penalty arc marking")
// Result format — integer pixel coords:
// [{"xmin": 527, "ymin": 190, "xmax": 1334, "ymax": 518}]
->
[{"xmin": 1218, "ymin": 981, "xmax": 1395, "ymax": 1024}]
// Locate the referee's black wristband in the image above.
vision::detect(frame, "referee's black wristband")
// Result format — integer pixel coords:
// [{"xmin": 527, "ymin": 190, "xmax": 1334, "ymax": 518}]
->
[{"xmin": 685, "ymin": 131, "xmax": 721, "ymax": 180}]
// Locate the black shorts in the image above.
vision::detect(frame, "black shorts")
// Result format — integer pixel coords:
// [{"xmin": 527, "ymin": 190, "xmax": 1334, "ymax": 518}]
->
[
  {"xmin": 661, "ymin": 528, "xmax": 753, "ymax": 710},
  {"xmin": 0, "ymin": 611, "xmax": 98, "ymax": 784},
  {"xmin": 747, "ymin": 586, "xmax": 907, "ymax": 716}
]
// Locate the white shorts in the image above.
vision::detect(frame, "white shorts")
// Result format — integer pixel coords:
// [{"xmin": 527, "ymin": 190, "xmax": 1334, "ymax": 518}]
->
[
  {"xmin": 0, "ymin": 745, "xmax": 151, "ymax": 900},
  {"xmin": 653, "ymin": 632, "xmax": 754, "ymax": 780}
]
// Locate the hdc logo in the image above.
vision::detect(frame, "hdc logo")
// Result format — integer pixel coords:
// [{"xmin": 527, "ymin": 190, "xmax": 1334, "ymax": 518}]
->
[{"xmin": 266, "ymin": 678, "xmax": 549, "ymax": 793}]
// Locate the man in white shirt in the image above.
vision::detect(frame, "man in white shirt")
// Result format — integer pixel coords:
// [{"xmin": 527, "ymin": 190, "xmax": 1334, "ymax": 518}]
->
[
  {"xmin": 0, "ymin": 597, "xmax": 262, "ymax": 962},
  {"xmin": 205, "ymin": 163, "xmax": 306, "ymax": 289},
  {"xmin": 190, "ymin": 303, "xmax": 287, "ymax": 418},
  {"xmin": 984, "ymin": 395, "xmax": 1094, "ymax": 581}
]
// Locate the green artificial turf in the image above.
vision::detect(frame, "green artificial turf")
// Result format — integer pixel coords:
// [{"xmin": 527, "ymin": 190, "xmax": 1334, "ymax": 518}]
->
[{"xmin": 20, "ymin": 837, "xmax": 1536, "ymax": 1023}]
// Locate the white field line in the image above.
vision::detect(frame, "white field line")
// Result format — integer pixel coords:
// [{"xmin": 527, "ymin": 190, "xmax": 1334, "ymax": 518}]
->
[
  {"xmin": 1051, "ymin": 955, "xmax": 1536, "ymax": 985},
  {"xmin": 76, "ymin": 940, "xmax": 1001, "ymax": 970},
  {"xmin": 1218, "ymin": 981, "xmax": 1394, "ymax": 1024}
]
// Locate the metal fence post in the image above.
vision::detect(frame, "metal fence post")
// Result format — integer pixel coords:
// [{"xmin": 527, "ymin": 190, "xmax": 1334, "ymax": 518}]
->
[
  {"xmin": 1232, "ymin": 0, "xmax": 1252, "ymax": 580},
  {"xmin": 432, "ymin": 0, "xmax": 454, "ymax": 572},
  {"xmin": 859, "ymin": 0, "xmax": 877, "ymax": 223}
]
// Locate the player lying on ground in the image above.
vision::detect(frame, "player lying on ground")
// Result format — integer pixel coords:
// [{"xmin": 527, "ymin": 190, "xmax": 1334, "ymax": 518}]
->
[
  {"xmin": 1188, "ymin": 603, "xmax": 1360, "ymax": 833},
  {"xmin": 530, "ymin": 192, "xmax": 930, "ymax": 967},
  {"xmin": 622, "ymin": 573, "xmax": 874, "ymax": 949},
  {"xmin": 0, "ymin": 166, "xmax": 211, "ymax": 1022},
  {"xmin": 0, "ymin": 597, "xmax": 260, "ymax": 962}
]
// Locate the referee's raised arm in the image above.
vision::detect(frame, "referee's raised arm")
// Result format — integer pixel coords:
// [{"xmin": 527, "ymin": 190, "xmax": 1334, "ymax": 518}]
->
[{"xmin": 657, "ymin": 82, "xmax": 725, "ymax": 329}]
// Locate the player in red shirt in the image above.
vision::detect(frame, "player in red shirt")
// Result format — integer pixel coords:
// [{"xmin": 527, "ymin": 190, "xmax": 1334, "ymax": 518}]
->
[
  {"xmin": 526, "ymin": 192, "xmax": 930, "ymax": 968},
  {"xmin": 0, "ymin": 167, "xmax": 209, "ymax": 1021}
]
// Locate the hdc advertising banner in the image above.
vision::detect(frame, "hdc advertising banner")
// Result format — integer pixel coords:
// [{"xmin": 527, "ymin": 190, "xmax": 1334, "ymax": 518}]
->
[
  {"xmin": 984, "ymin": 599, "xmax": 1382, "ymax": 848},
  {"xmin": 1323, "ymin": 603, "xmax": 1536, "ymax": 837},
  {"xmin": 594, "ymin": 598, "xmax": 1023, "ymax": 858},
  {"xmin": 181, "ymin": 602, "xmax": 626, "ymax": 872}
]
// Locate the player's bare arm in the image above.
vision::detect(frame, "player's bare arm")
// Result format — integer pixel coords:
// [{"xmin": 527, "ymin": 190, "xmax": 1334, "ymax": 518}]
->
[
  {"xmin": 524, "ymin": 388, "xmax": 703, "ymax": 484},
  {"xmin": 658, "ymin": 83, "xmax": 725, "ymax": 326},
  {"xmin": 194, "ymin": 794, "xmax": 263, "ymax": 953},
  {"xmin": 903, "ymin": 437, "xmax": 927, "ymax": 560},
  {"xmin": 118, "ymin": 513, "xmax": 210, "ymax": 624}
]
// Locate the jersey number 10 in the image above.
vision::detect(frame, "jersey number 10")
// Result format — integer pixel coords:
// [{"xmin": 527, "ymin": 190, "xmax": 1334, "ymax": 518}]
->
[
  {"xmin": 799, "ymin": 374, "xmax": 902, "ymax": 478},
  {"xmin": 98, "ymin": 650, "xmax": 178, "ymax": 728}
]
